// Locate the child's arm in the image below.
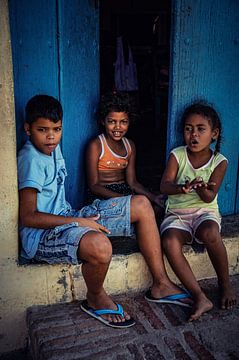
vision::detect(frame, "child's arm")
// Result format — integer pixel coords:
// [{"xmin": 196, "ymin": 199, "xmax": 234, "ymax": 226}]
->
[
  {"xmin": 19, "ymin": 188, "xmax": 110, "ymax": 233},
  {"xmin": 86, "ymin": 138, "xmax": 123, "ymax": 198},
  {"xmin": 190, "ymin": 160, "xmax": 227, "ymax": 203},
  {"xmin": 126, "ymin": 140, "xmax": 162, "ymax": 204},
  {"xmin": 160, "ymin": 153, "xmax": 184, "ymax": 194}
]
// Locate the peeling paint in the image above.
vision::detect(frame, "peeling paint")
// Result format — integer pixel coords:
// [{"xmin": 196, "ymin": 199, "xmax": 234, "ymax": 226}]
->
[
  {"xmin": 69, "ymin": 270, "xmax": 76, "ymax": 301},
  {"xmin": 57, "ymin": 269, "xmax": 69, "ymax": 302}
]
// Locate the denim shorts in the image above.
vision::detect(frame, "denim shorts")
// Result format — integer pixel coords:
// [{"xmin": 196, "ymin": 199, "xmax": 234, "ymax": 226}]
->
[
  {"xmin": 160, "ymin": 208, "xmax": 221, "ymax": 244},
  {"xmin": 34, "ymin": 196, "xmax": 133, "ymax": 265}
]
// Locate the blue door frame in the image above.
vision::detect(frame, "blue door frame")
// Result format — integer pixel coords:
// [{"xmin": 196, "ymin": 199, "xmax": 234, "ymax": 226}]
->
[
  {"xmin": 9, "ymin": 0, "xmax": 239, "ymax": 214},
  {"xmin": 168, "ymin": 0, "xmax": 239, "ymax": 215},
  {"xmin": 9, "ymin": 0, "xmax": 99, "ymax": 208}
]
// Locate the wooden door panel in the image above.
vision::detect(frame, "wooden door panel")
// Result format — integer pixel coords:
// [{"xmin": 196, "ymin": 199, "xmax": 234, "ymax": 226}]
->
[
  {"xmin": 9, "ymin": 0, "xmax": 59, "ymax": 151},
  {"xmin": 169, "ymin": 0, "xmax": 239, "ymax": 214},
  {"xmin": 9, "ymin": 0, "xmax": 99, "ymax": 207},
  {"xmin": 58, "ymin": 0, "xmax": 99, "ymax": 207}
]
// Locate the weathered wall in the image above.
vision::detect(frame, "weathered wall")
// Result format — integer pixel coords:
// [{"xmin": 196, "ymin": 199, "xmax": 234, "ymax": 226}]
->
[{"xmin": 1, "ymin": 0, "xmax": 239, "ymax": 354}]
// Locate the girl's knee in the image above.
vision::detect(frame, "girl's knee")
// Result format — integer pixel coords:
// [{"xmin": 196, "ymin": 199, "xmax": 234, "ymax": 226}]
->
[
  {"xmin": 162, "ymin": 230, "xmax": 185, "ymax": 254},
  {"xmin": 162, "ymin": 237, "xmax": 171, "ymax": 253},
  {"xmin": 80, "ymin": 232, "xmax": 112, "ymax": 264},
  {"xmin": 196, "ymin": 223, "xmax": 220, "ymax": 245},
  {"xmin": 131, "ymin": 195, "xmax": 153, "ymax": 214}
]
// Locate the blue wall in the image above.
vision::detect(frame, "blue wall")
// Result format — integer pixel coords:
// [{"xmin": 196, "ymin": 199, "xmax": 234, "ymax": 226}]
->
[
  {"xmin": 9, "ymin": 0, "xmax": 59, "ymax": 149},
  {"xmin": 168, "ymin": 0, "xmax": 239, "ymax": 215},
  {"xmin": 58, "ymin": 1, "xmax": 99, "ymax": 207},
  {"xmin": 9, "ymin": 0, "xmax": 99, "ymax": 208},
  {"xmin": 9, "ymin": 0, "xmax": 239, "ymax": 214}
]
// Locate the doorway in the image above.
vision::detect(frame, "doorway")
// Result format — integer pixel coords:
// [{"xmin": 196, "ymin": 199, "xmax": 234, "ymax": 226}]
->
[{"xmin": 100, "ymin": 0, "xmax": 171, "ymax": 192}]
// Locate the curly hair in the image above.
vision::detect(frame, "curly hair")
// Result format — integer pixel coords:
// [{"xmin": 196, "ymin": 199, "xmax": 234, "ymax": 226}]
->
[
  {"xmin": 97, "ymin": 91, "xmax": 137, "ymax": 122},
  {"xmin": 181, "ymin": 101, "xmax": 222, "ymax": 153}
]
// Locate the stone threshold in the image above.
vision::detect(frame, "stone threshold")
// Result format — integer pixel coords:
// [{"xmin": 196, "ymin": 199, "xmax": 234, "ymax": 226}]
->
[{"xmin": 18, "ymin": 214, "xmax": 239, "ymax": 298}]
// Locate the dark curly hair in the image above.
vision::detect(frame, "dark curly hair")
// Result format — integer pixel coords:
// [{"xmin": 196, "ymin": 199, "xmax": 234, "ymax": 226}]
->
[
  {"xmin": 97, "ymin": 91, "xmax": 137, "ymax": 123},
  {"xmin": 181, "ymin": 101, "xmax": 222, "ymax": 153},
  {"xmin": 25, "ymin": 95, "xmax": 63, "ymax": 125}
]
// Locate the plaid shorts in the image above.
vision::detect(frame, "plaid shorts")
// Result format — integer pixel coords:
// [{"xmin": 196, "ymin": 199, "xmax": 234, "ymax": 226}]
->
[{"xmin": 34, "ymin": 196, "xmax": 134, "ymax": 264}]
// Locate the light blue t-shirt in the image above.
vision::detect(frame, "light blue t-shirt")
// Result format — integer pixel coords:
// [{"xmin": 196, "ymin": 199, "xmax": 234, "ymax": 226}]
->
[{"xmin": 18, "ymin": 140, "xmax": 72, "ymax": 259}]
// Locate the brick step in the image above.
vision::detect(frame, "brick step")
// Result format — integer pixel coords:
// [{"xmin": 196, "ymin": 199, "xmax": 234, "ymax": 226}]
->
[{"xmin": 27, "ymin": 275, "xmax": 239, "ymax": 360}]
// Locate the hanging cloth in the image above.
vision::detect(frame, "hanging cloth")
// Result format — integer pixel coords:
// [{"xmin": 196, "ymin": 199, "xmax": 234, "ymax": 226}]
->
[{"xmin": 114, "ymin": 36, "xmax": 138, "ymax": 91}]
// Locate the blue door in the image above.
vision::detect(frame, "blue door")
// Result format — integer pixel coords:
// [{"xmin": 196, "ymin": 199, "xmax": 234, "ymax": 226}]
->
[
  {"xmin": 9, "ymin": 0, "xmax": 59, "ymax": 149},
  {"xmin": 168, "ymin": 0, "xmax": 239, "ymax": 215},
  {"xmin": 9, "ymin": 0, "xmax": 99, "ymax": 208}
]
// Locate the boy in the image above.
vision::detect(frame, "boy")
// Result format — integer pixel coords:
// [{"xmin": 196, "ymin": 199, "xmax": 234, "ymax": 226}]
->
[{"xmin": 18, "ymin": 95, "xmax": 192, "ymax": 328}]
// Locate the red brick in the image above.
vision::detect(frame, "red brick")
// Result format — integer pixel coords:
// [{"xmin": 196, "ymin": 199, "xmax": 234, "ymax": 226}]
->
[
  {"xmin": 81, "ymin": 346, "xmax": 128, "ymax": 360},
  {"xmin": 134, "ymin": 298, "xmax": 165, "ymax": 329},
  {"xmin": 41, "ymin": 334, "xmax": 132, "ymax": 359},
  {"xmin": 164, "ymin": 336, "xmax": 191, "ymax": 359},
  {"xmin": 184, "ymin": 331, "xmax": 216, "ymax": 359},
  {"xmin": 142, "ymin": 344, "xmax": 165, "ymax": 360},
  {"xmin": 161, "ymin": 305, "xmax": 183, "ymax": 326},
  {"xmin": 127, "ymin": 343, "xmax": 145, "ymax": 359},
  {"xmin": 131, "ymin": 322, "xmax": 147, "ymax": 335}
]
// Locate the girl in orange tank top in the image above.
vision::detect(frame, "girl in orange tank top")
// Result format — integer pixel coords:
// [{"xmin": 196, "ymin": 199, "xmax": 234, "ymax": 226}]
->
[{"xmin": 86, "ymin": 92, "xmax": 165, "ymax": 207}]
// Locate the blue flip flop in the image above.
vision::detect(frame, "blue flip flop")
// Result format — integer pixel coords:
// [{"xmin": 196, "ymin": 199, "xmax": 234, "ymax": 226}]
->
[
  {"xmin": 145, "ymin": 289, "xmax": 193, "ymax": 307},
  {"xmin": 80, "ymin": 300, "xmax": 135, "ymax": 328}
]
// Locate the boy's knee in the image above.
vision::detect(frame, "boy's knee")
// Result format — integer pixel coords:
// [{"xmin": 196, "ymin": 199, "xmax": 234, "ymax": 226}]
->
[
  {"xmin": 81, "ymin": 232, "xmax": 112, "ymax": 264},
  {"xmin": 93, "ymin": 233, "xmax": 112, "ymax": 263}
]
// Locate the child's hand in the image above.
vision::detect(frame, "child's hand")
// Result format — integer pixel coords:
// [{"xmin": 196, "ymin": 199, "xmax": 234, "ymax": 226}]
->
[
  {"xmin": 181, "ymin": 180, "xmax": 192, "ymax": 193},
  {"xmin": 190, "ymin": 177, "xmax": 216, "ymax": 191},
  {"xmin": 182, "ymin": 177, "xmax": 216, "ymax": 193},
  {"xmin": 77, "ymin": 215, "xmax": 111, "ymax": 234}
]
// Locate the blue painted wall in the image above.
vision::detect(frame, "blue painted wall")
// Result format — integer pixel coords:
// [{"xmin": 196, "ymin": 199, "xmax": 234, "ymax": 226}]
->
[
  {"xmin": 9, "ymin": 0, "xmax": 99, "ymax": 208},
  {"xmin": 9, "ymin": 0, "xmax": 59, "ymax": 150},
  {"xmin": 168, "ymin": 0, "xmax": 239, "ymax": 215},
  {"xmin": 9, "ymin": 0, "xmax": 239, "ymax": 214},
  {"xmin": 58, "ymin": 1, "xmax": 99, "ymax": 207}
]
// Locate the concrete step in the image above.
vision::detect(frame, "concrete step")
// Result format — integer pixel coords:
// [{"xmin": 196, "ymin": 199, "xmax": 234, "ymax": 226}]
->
[
  {"xmin": 66, "ymin": 214, "xmax": 239, "ymax": 299},
  {"xmin": 22, "ymin": 214, "xmax": 238, "ymax": 303}
]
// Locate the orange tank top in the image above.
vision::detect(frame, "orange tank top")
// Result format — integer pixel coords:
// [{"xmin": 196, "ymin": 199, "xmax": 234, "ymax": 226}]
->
[{"xmin": 98, "ymin": 134, "xmax": 132, "ymax": 171}]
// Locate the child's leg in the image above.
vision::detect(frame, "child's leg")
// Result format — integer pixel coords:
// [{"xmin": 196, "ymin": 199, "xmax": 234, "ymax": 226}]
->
[
  {"xmin": 78, "ymin": 231, "xmax": 131, "ymax": 323},
  {"xmin": 162, "ymin": 228, "xmax": 213, "ymax": 321},
  {"xmin": 130, "ymin": 195, "xmax": 193, "ymax": 299},
  {"xmin": 195, "ymin": 220, "xmax": 237, "ymax": 309}
]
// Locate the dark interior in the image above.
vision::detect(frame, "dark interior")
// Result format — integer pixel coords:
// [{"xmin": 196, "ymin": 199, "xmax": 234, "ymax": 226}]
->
[{"xmin": 100, "ymin": 0, "xmax": 171, "ymax": 192}]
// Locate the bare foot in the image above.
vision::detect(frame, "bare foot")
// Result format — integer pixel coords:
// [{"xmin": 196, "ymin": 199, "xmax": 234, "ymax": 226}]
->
[
  {"xmin": 86, "ymin": 290, "xmax": 131, "ymax": 324},
  {"xmin": 220, "ymin": 284, "xmax": 237, "ymax": 309},
  {"xmin": 188, "ymin": 293, "xmax": 213, "ymax": 321}
]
